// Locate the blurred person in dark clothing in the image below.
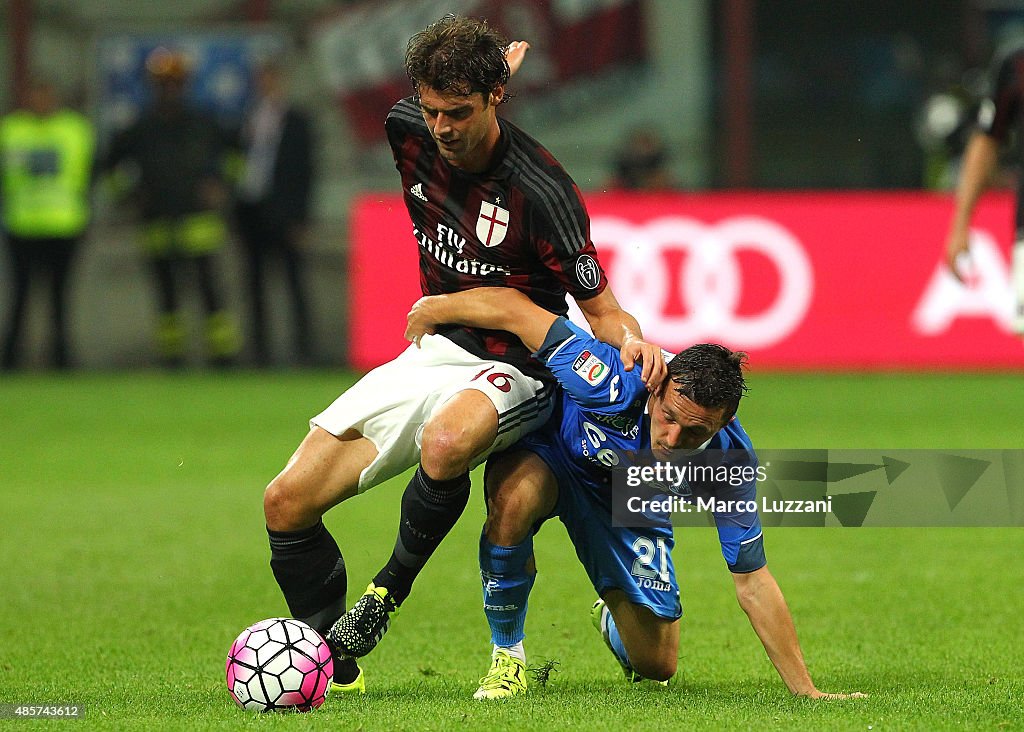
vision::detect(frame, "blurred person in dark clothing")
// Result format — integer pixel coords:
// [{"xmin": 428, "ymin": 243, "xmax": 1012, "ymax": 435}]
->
[
  {"xmin": 233, "ymin": 60, "xmax": 315, "ymax": 367},
  {"xmin": 104, "ymin": 47, "xmax": 240, "ymax": 367},
  {"xmin": 0, "ymin": 78, "xmax": 95, "ymax": 369},
  {"xmin": 608, "ymin": 125, "xmax": 673, "ymax": 191},
  {"xmin": 945, "ymin": 43, "xmax": 1024, "ymax": 336}
]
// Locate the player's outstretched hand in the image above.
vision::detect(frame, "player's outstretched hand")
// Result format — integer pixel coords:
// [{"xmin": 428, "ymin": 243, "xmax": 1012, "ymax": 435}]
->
[
  {"xmin": 406, "ymin": 296, "xmax": 443, "ymax": 347},
  {"xmin": 806, "ymin": 690, "xmax": 869, "ymax": 700},
  {"xmin": 619, "ymin": 337, "xmax": 667, "ymax": 390},
  {"xmin": 506, "ymin": 41, "xmax": 530, "ymax": 77}
]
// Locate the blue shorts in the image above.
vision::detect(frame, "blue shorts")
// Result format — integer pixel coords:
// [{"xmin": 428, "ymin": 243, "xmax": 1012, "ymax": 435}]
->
[{"xmin": 519, "ymin": 436, "xmax": 682, "ymax": 620}]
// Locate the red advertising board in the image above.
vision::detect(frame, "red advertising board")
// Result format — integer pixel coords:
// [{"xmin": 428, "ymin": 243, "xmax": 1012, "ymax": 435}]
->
[{"xmin": 349, "ymin": 192, "xmax": 1024, "ymax": 370}]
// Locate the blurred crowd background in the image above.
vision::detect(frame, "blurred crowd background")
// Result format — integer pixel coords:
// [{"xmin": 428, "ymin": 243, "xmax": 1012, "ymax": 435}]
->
[{"xmin": 1, "ymin": 0, "xmax": 1021, "ymax": 370}]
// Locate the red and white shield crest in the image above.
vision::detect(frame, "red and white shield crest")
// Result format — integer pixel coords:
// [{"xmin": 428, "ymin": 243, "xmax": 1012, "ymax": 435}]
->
[{"xmin": 476, "ymin": 201, "xmax": 509, "ymax": 247}]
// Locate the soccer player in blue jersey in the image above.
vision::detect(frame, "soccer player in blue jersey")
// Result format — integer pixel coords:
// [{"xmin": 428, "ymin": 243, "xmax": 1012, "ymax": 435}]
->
[{"xmin": 405, "ymin": 287, "xmax": 866, "ymax": 701}]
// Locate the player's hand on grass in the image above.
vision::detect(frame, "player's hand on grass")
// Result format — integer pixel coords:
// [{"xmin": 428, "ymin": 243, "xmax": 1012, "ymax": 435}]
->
[
  {"xmin": 619, "ymin": 337, "xmax": 667, "ymax": 390},
  {"xmin": 406, "ymin": 295, "xmax": 443, "ymax": 347},
  {"xmin": 506, "ymin": 41, "xmax": 530, "ymax": 77},
  {"xmin": 805, "ymin": 689, "xmax": 869, "ymax": 700}
]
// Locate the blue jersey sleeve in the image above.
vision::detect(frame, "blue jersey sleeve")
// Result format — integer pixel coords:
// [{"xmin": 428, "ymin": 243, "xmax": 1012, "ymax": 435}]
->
[
  {"xmin": 707, "ymin": 418, "xmax": 767, "ymax": 574},
  {"xmin": 534, "ymin": 318, "xmax": 647, "ymax": 413},
  {"xmin": 714, "ymin": 511, "xmax": 766, "ymax": 574}
]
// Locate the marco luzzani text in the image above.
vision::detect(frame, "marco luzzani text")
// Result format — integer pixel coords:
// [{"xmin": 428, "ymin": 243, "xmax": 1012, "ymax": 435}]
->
[{"xmin": 623, "ymin": 463, "xmax": 833, "ymax": 515}]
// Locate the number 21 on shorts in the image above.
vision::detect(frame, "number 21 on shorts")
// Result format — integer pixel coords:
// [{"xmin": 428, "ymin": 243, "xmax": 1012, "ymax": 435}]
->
[{"xmin": 632, "ymin": 536, "xmax": 670, "ymax": 583}]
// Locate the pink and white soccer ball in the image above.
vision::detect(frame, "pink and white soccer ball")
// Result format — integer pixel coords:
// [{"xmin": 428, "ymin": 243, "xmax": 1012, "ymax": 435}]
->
[{"xmin": 226, "ymin": 617, "xmax": 334, "ymax": 712}]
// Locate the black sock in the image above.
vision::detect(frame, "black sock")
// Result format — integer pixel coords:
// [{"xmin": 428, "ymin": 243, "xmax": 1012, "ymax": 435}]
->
[
  {"xmin": 372, "ymin": 466, "xmax": 471, "ymax": 605},
  {"xmin": 268, "ymin": 521, "xmax": 360, "ymax": 684},
  {"xmin": 268, "ymin": 520, "xmax": 347, "ymax": 637}
]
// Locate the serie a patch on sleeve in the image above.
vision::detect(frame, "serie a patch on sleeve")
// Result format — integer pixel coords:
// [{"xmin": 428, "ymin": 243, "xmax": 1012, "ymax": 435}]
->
[{"xmin": 572, "ymin": 350, "xmax": 610, "ymax": 385}]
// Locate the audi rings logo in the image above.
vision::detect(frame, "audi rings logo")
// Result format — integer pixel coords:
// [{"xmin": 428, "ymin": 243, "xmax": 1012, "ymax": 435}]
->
[{"xmin": 591, "ymin": 216, "xmax": 814, "ymax": 348}]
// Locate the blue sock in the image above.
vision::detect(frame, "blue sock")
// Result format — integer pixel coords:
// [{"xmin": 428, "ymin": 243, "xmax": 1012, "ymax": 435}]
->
[
  {"xmin": 604, "ymin": 610, "xmax": 634, "ymax": 671},
  {"xmin": 479, "ymin": 531, "xmax": 536, "ymax": 647}
]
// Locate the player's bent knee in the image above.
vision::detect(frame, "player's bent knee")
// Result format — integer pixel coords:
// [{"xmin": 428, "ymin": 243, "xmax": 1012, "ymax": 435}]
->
[
  {"xmin": 263, "ymin": 476, "xmax": 319, "ymax": 532},
  {"xmin": 631, "ymin": 651, "xmax": 677, "ymax": 682},
  {"xmin": 420, "ymin": 424, "xmax": 479, "ymax": 478},
  {"xmin": 483, "ymin": 501, "xmax": 534, "ymax": 545}
]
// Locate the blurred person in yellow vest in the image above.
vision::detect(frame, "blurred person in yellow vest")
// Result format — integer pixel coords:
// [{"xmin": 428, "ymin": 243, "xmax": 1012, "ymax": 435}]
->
[
  {"xmin": 1, "ymin": 78, "xmax": 95, "ymax": 370},
  {"xmin": 103, "ymin": 47, "xmax": 240, "ymax": 367}
]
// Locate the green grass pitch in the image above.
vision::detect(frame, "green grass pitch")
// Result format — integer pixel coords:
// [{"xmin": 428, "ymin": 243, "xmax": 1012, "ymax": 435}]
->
[{"xmin": 0, "ymin": 370, "xmax": 1021, "ymax": 730}]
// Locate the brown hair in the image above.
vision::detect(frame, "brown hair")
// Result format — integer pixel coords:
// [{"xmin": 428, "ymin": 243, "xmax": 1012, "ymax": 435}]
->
[
  {"xmin": 667, "ymin": 344, "xmax": 749, "ymax": 420},
  {"xmin": 405, "ymin": 14, "xmax": 510, "ymax": 102}
]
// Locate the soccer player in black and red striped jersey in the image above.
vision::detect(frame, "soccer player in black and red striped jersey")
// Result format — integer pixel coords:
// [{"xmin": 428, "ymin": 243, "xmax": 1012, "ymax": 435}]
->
[
  {"xmin": 261, "ymin": 14, "xmax": 665, "ymax": 693},
  {"xmin": 945, "ymin": 44, "xmax": 1024, "ymax": 334}
]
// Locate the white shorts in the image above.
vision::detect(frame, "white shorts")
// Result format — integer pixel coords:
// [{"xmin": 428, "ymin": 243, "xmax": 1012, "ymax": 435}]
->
[{"xmin": 311, "ymin": 333, "xmax": 554, "ymax": 492}]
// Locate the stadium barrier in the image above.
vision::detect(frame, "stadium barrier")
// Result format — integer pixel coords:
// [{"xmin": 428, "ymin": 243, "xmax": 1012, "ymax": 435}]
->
[{"xmin": 349, "ymin": 192, "xmax": 1024, "ymax": 370}]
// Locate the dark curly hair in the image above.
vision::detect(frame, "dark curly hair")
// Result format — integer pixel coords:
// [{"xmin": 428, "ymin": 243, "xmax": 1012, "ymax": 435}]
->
[
  {"xmin": 667, "ymin": 344, "xmax": 749, "ymax": 420},
  {"xmin": 405, "ymin": 14, "xmax": 510, "ymax": 102}
]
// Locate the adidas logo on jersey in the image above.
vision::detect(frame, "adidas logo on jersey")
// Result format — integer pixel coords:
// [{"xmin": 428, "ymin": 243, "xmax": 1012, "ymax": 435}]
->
[{"xmin": 410, "ymin": 183, "xmax": 428, "ymax": 202}]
